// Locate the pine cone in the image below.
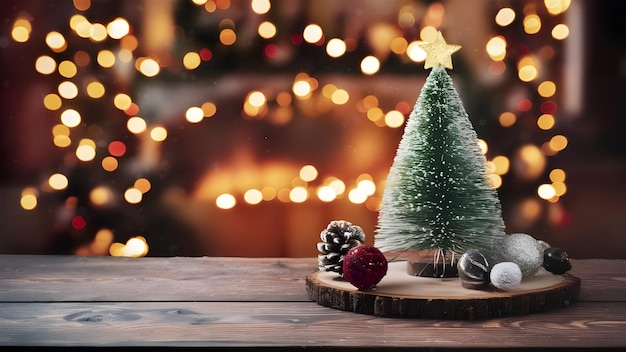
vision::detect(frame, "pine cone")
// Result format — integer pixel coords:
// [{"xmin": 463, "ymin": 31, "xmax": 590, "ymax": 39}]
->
[{"xmin": 317, "ymin": 220, "xmax": 365, "ymax": 275}]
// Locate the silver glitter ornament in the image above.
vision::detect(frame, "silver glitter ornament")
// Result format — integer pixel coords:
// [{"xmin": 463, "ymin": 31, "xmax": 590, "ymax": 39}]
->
[{"xmin": 500, "ymin": 233, "xmax": 543, "ymax": 278}]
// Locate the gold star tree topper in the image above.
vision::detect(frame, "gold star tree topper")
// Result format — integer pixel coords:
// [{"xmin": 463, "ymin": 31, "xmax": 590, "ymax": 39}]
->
[{"xmin": 420, "ymin": 31, "xmax": 461, "ymax": 70}]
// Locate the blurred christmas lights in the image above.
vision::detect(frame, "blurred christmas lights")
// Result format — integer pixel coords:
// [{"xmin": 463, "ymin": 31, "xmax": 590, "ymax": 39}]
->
[{"xmin": 13, "ymin": 0, "xmax": 572, "ymax": 256}]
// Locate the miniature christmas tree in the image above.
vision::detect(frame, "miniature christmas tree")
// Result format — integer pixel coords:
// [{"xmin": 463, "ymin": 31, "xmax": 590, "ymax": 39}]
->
[{"xmin": 375, "ymin": 32, "xmax": 506, "ymax": 270}]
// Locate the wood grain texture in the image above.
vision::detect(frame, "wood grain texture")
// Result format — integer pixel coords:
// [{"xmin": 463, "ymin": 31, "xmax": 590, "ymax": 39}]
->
[
  {"xmin": 0, "ymin": 255, "xmax": 625, "ymax": 349},
  {"xmin": 569, "ymin": 259, "xmax": 626, "ymax": 302},
  {"xmin": 1, "ymin": 301, "xmax": 625, "ymax": 348},
  {"xmin": 0, "ymin": 255, "xmax": 316, "ymax": 302},
  {"xmin": 1, "ymin": 255, "xmax": 623, "ymax": 303}
]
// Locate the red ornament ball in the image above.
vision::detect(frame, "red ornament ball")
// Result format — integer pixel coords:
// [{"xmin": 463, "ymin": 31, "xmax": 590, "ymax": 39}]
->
[{"xmin": 342, "ymin": 245, "xmax": 388, "ymax": 290}]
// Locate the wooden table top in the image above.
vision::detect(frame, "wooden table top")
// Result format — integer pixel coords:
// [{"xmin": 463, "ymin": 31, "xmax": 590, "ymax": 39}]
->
[{"xmin": 1, "ymin": 254, "xmax": 625, "ymax": 350}]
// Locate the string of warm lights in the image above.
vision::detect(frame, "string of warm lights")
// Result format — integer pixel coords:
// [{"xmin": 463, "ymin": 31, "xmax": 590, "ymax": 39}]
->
[
  {"xmin": 486, "ymin": 1, "xmax": 570, "ymax": 206},
  {"xmin": 11, "ymin": 0, "xmax": 571, "ymax": 256}
]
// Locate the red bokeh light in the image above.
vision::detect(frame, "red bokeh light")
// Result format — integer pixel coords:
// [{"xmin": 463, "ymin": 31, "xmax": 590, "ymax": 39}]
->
[
  {"xmin": 264, "ymin": 44, "xmax": 279, "ymax": 58},
  {"xmin": 540, "ymin": 101, "xmax": 557, "ymax": 114},
  {"xmin": 395, "ymin": 101, "xmax": 411, "ymax": 115},
  {"xmin": 124, "ymin": 103, "xmax": 140, "ymax": 116},
  {"xmin": 108, "ymin": 141, "xmax": 127, "ymax": 157},
  {"xmin": 200, "ymin": 48, "xmax": 213, "ymax": 61},
  {"xmin": 72, "ymin": 215, "xmax": 86, "ymax": 230},
  {"xmin": 290, "ymin": 34, "xmax": 303, "ymax": 45},
  {"xmin": 517, "ymin": 99, "xmax": 532, "ymax": 112}
]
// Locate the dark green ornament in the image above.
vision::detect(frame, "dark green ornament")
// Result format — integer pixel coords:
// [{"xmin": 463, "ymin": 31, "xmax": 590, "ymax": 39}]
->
[{"xmin": 543, "ymin": 247, "xmax": 572, "ymax": 275}]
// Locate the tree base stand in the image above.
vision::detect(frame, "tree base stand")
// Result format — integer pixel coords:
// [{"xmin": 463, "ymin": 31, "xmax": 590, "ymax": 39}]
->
[
  {"xmin": 406, "ymin": 259, "xmax": 458, "ymax": 278},
  {"xmin": 306, "ymin": 261, "xmax": 580, "ymax": 320},
  {"xmin": 390, "ymin": 250, "xmax": 460, "ymax": 278}
]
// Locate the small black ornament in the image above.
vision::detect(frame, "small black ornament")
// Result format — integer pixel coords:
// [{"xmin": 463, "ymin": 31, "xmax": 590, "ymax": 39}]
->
[
  {"xmin": 543, "ymin": 247, "xmax": 572, "ymax": 275},
  {"xmin": 458, "ymin": 249, "xmax": 490, "ymax": 289}
]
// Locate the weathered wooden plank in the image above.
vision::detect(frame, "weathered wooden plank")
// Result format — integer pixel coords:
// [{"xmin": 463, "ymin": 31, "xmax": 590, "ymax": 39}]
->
[
  {"xmin": 569, "ymin": 259, "xmax": 626, "ymax": 302},
  {"xmin": 0, "ymin": 301, "xmax": 625, "ymax": 348},
  {"xmin": 0, "ymin": 255, "xmax": 317, "ymax": 302},
  {"xmin": 0, "ymin": 256, "xmax": 624, "ymax": 303}
]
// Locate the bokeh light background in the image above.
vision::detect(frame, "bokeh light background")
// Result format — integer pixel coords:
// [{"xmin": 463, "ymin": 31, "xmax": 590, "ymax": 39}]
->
[{"xmin": 1, "ymin": 0, "xmax": 625, "ymax": 258}]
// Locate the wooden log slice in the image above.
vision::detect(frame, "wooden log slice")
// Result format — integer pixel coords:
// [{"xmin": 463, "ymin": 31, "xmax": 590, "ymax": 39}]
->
[{"xmin": 306, "ymin": 261, "xmax": 580, "ymax": 320}]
